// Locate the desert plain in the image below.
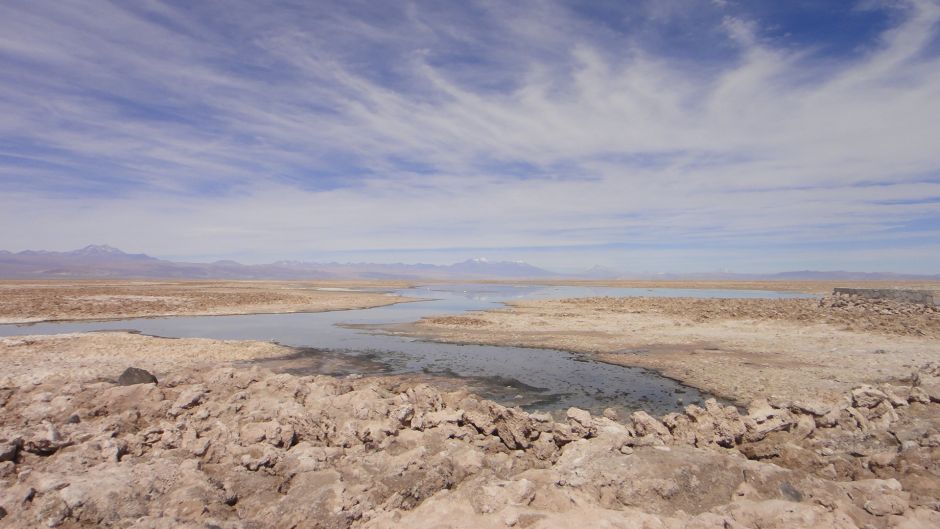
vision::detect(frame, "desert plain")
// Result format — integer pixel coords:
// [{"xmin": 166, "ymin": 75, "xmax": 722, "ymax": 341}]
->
[{"xmin": 2, "ymin": 279, "xmax": 940, "ymax": 528}]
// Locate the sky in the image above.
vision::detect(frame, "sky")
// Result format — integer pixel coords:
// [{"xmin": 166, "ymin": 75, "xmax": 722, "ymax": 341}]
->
[{"xmin": 1, "ymin": 0, "xmax": 939, "ymax": 274}]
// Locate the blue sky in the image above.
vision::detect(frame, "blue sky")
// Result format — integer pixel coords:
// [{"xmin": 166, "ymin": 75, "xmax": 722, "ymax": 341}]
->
[{"xmin": 1, "ymin": 0, "xmax": 939, "ymax": 273}]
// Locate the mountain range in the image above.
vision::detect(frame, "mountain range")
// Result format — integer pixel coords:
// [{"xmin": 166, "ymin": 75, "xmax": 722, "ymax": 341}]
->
[
  {"xmin": 0, "ymin": 246, "xmax": 557, "ymax": 280},
  {"xmin": 0, "ymin": 245, "xmax": 937, "ymax": 281}
]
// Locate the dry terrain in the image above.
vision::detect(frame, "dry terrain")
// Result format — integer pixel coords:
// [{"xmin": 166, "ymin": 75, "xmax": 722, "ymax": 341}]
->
[
  {"xmin": 404, "ymin": 293, "xmax": 940, "ymax": 405},
  {"xmin": 2, "ymin": 332, "xmax": 940, "ymax": 528},
  {"xmin": 2, "ymin": 284, "xmax": 940, "ymax": 527},
  {"xmin": 481, "ymin": 279, "xmax": 940, "ymax": 295},
  {"xmin": 0, "ymin": 280, "xmax": 414, "ymax": 324}
]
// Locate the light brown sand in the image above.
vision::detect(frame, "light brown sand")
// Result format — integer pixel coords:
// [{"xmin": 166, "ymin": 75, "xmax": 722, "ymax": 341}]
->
[
  {"xmin": 401, "ymin": 295, "xmax": 940, "ymax": 404},
  {"xmin": 477, "ymin": 278, "xmax": 940, "ymax": 295},
  {"xmin": 0, "ymin": 280, "xmax": 415, "ymax": 324},
  {"xmin": 0, "ymin": 332, "xmax": 293, "ymax": 386}
]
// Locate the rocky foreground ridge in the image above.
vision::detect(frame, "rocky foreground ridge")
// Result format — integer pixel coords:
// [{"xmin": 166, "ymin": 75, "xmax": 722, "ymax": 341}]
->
[{"xmin": 2, "ymin": 363, "xmax": 940, "ymax": 528}]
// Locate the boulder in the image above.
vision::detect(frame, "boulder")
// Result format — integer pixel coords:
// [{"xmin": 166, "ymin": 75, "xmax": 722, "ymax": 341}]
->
[
  {"xmin": 0, "ymin": 438, "xmax": 21, "ymax": 462},
  {"xmin": 116, "ymin": 367, "xmax": 158, "ymax": 386},
  {"xmin": 744, "ymin": 400, "xmax": 795, "ymax": 442}
]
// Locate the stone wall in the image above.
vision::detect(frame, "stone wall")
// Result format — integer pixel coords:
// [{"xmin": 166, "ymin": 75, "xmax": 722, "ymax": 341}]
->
[{"xmin": 833, "ymin": 287, "xmax": 939, "ymax": 306}]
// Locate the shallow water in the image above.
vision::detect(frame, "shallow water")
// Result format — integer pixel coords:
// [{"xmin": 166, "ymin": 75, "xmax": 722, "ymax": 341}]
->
[{"xmin": 0, "ymin": 284, "xmax": 811, "ymax": 417}]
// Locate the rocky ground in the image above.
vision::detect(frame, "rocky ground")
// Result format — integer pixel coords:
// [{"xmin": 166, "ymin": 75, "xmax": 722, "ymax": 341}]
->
[
  {"xmin": 488, "ymin": 279, "xmax": 940, "ymax": 295},
  {"xmin": 406, "ymin": 293, "xmax": 940, "ymax": 404},
  {"xmin": 2, "ymin": 290, "xmax": 940, "ymax": 528},
  {"xmin": 0, "ymin": 280, "xmax": 412, "ymax": 324},
  {"xmin": 2, "ymin": 345, "xmax": 939, "ymax": 528}
]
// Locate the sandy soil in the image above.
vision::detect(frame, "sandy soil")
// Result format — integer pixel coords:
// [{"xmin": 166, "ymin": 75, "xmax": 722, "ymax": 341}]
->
[
  {"xmin": 479, "ymin": 279, "xmax": 940, "ymax": 295},
  {"xmin": 0, "ymin": 332, "xmax": 294, "ymax": 386},
  {"xmin": 403, "ymin": 294, "xmax": 940, "ymax": 404},
  {"xmin": 0, "ymin": 280, "xmax": 414, "ymax": 324}
]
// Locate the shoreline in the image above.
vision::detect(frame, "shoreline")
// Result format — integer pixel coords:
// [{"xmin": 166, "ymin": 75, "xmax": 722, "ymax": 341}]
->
[
  {"xmin": 398, "ymin": 294, "xmax": 940, "ymax": 404},
  {"xmin": 470, "ymin": 278, "xmax": 940, "ymax": 295},
  {"xmin": 0, "ymin": 279, "xmax": 420, "ymax": 325},
  {"xmin": 0, "ymin": 296, "xmax": 430, "ymax": 327}
]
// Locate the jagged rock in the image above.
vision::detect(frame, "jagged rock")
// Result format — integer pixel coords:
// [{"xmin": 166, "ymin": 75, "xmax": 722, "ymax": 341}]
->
[
  {"xmin": 744, "ymin": 400, "xmax": 795, "ymax": 442},
  {"xmin": 493, "ymin": 408, "xmax": 535, "ymax": 449},
  {"xmin": 878, "ymin": 384, "xmax": 910, "ymax": 407},
  {"xmin": 239, "ymin": 443, "xmax": 280, "ymax": 471},
  {"xmin": 470, "ymin": 478, "xmax": 535, "ymax": 514},
  {"xmin": 918, "ymin": 384, "xmax": 940, "ymax": 403},
  {"xmin": 704, "ymin": 399, "xmax": 746, "ymax": 447},
  {"xmin": 0, "ymin": 438, "xmax": 21, "ymax": 462},
  {"xmin": 22, "ymin": 423, "xmax": 70, "ymax": 456},
  {"xmin": 739, "ymin": 441, "xmax": 780, "ymax": 460},
  {"xmin": 662, "ymin": 412, "xmax": 696, "ymax": 445},
  {"xmin": 566, "ymin": 407, "xmax": 591, "ymax": 428},
  {"xmin": 631, "ymin": 411, "xmax": 671, "ymax": 442},
  {"xmin": 793, "ymin": 415, "xmax": 815, "ymax": 440},
  {"xmin": 168, "ymin": 385, "xmax": 207, "ymax": 416},
  {"xmin": 1, "ymin": 362, "xmax": 938, "ymax": 528},
  {"xmin": 116, "ymin": 367, "xmax": 157, "ymax": 386},
  {"xmin": 845, "ymin": 406, "xmax": 871, "ymax": 432},
  {"xmin": 852, "ymin": 386, "xmax": 888, "ymax": 409},
  {"xmin": 566, "ymin": 407, "xmax": 596, "ymax": 438},
  {"xmin": 909, "ymin": 386, "xmax": 931, "ymax": 404}
]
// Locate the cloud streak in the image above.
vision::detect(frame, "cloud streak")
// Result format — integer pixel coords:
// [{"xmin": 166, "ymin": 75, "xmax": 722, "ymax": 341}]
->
[{"xmin": 0, "ymin": 0, "xmax": 938, "ymax": 272}]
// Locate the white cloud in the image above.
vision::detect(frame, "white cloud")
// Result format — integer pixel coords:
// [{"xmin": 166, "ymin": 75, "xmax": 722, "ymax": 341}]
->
[{"xmin": 0, "ymin": 0, "xmax": 938, "ymax": 272}]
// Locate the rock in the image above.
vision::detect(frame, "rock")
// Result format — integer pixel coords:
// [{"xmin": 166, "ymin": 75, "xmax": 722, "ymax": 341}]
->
[
  {"xmin": 845, "ymin": 407, "xmax": 871, "ymax": 432},
  {"xmin": 766, "ymin": 396, "xmax": 791, "ymax": 410},
  {"xmin": 471, "ymin": 479, "xmax": 535, "ymax": 514},
  {"xmin": 566, "ymin": 407, "xmax": 592, "ymax": 427},
  {"xmin": 35, "ymin": 494, "xmax": 69, "ymax": 527},
  {"xmin": 793, "ymin": 415, "xmax": 815, "ymax": 440},
  {"xmin": 0, "ymin": 438, "xmax": 21, "ymax": 462},
  {"xmin": 739, "ymin": 441, "xmax": 780, "ymax": 460},
  {"xmin": 631, "ymin": 411, "xmax": 671, "ymax": 442},
  {"xmin": 704, "ymin": 399, "xmax": 746, "ymax": 447},
  {"xmin": 662, "ymin": 412, "xmax": 696, "ymax": 445},
  {"xmin": 168, "ymin": 385, "xmax": 207, "ymax": 416},
  {"xmin": 790, "ymin": 400, "xmax": 832, "ymax": 417},
  {"xmin": 3, "ymin": 361, "xmax": 940, "ymax": 528},
  {"xmin": 864, "ymin": 494, "xmax": 908, "ymax": 516},
  {"xmin": 23, "ymin": 423, "xmax": 70, "ymax": 456},
  {"xmin": 868, "ymin": 451, "xmax": 897, "ymax": 469},
  {"xmin": 920, "ymin": 384, "xmax": 940, "ymax": 402},
  {"xmin": 493, "ymin": 408, "xmax": 536, "ymax": 449},
  {"xmin": 909, "ymin": 386, "xmax": 931, "ymax": 404},
  {"xmin": 116, "ymin": 367, "xmax": 158, "ymax": 386},
  {"xmin": 816, "ymin": 406, "xmax": 843, "ymax": 428},
  {"xmin": 239, "ymin": 443, "xmax": 279, "ymax": 471},
  {"xmin": 239, "ymin": 420, "xmax": 294, "ymax": 447},
  {"xmin": 851, "ymin": 386, "xmax": 888, "ymax": 409},
  {"xmin": 744, "ymin": 400, "xmax": 795, "ymax": 442},
  {"xmin": 878, "ymin": 385, "xmax": 909, "ymax": 407}
]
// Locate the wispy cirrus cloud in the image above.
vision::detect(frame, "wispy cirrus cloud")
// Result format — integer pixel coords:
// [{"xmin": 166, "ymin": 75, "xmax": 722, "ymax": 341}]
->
[{"xmin": 0, "ymin": 0, "xmax": 938, "ymax": 272}]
